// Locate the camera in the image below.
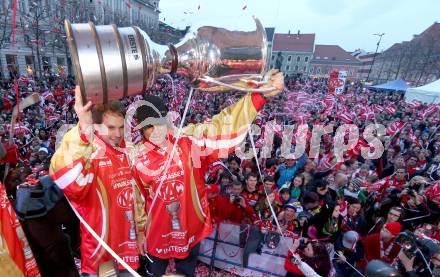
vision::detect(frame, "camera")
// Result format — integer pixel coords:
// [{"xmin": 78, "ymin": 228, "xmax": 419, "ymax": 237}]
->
[
  {"xmin": 396, "ymin": 230, "xmax": 440, "ymax": 259},
  {"xmin": 231, "ymin": 194, "xmax": 241, "ymax": 204},
  {"xmin": 408, "ymin": 189, "xmax": 416, "ymax": 197},
  {"xmin": 395, "ymin": 231, "xmax": 418, "ymax": 258}
]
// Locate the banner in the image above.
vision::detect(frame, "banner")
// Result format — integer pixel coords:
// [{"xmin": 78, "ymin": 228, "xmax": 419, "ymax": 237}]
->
[
  {"xmin": 0, "ymin": 184, "xmax": 40, "ymax": 277},
  {"xmin": 329, "ymin": 70, "xmax": 347, "ymax": 94},
  {"xmin": 198, "ymin": 222, "xmax": 293, "ymax": 277}
]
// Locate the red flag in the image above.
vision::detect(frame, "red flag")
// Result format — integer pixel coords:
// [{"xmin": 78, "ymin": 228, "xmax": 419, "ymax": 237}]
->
[
  {"xmin": 408, "ymin": 128, "xmax": 421, "ymax": 147},
  {"xmin": 372, "ymin": 104, "xmax": 384, "ymax": 113},
  {"xmin": 347, "ymin": 138, "xmax": 369, "ymax": 159},
  {"xmin": 384, "ymin": 106, "xmax": 396, "ymax": 114},
  {"xmin": 419, "ymin": 104, "xmax": 438, "ymax": 119},
  {"xmin": 0, "ymin": 184, "xmax": 40, "ymax": 276},
  {"xmin": 292, "ymin": 112, "xmax": 309, "ymax": 124},
  {"xmin": 367, "ymin": 178, "xmax": 387, "ymax": 192},
  {"xmin": 408, "ymin": 100, "xmax": 422, "ymax": 109},
  {"xmin": 323, "ymin": 95, "xmax": 335, "ymax": 108},
  {"xmin": 339, "ymin": 111, "xmax": 355, "ymax": 124},
  {"xmin": 328, "ymin": 70, "xmax": 340, "ymax": 94},
  {"xmin": 41, "ymin": 91, "xmax": 54, "ymax": 100},
  {"xmin": 316, "ymin": 152, "xmax": 333, "ymax": 172},
  {"xmin": 386, "ymin": 121, "xmax": 406, "ymax": 137},
  {"xmin": 425, "ymin": 181, "xmax": 440, "ymax": 204},
  {"xmin": 125, "ymin": 1, "xmax": 131, "ymax": 8},
  {"xmin": 359, "ymin": 106, "xmax": 375, "ymax": 121}
]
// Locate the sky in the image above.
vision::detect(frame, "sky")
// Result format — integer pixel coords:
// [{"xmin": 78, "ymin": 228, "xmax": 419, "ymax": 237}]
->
[{"xmin": 159, "ymin": 0, "xmax": 440, "ymax": 52}]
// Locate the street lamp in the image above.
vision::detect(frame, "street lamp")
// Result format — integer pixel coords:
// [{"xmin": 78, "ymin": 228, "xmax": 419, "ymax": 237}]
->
[{"xmin": 366, "ymin": 32, "xmax": 385, "ymax": 82}]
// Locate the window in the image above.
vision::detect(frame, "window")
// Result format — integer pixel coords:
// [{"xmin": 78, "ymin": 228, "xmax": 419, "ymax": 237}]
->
[
  {"xmin": 6, "ymin": 54, "xmax": 18, "ymax": 74},
  {"xmin": 303, "ymin": 66, "xmax": 306, "ymax": 72},
  {"xmin": 24, "ymin": 34, "xmax": 30, "ymax": 45},
  {"xmin": 286, "ymin": 65, "xmax": 290, "ymax": 71},
  {"xmin": 316, "ymin": 56, "xmax": 320, "ymax": 59},
  {"xmin": 57, "ymin": 57, "xmax": 65, "ymax": 66},
  {"xmin": 42, "ymin": 56, "xmax": 51, "ymax": 72},
  {"xmin": 25, "ymin": 55, "xmax": 33, "ymax": 66},
  {"xmin": 324, "ymin": 57, "xmax": 328, "ymax": 59},
  {"xmin": 297, "ymin": 56, "xmax": 301, "ymax": 62},
  {"xmin": 305, "ymin": 56, "xmax": 309, "ymax": 62},
  {"xmin": 271, "ymin": 55, "xmax": 275, "ymax": 60},
  {"xmin": 295, "ymin": 65, "xmax": 298, "ymax": 71},
  {"xmin": 309, "ymin": 67, "xmax": 314, "ymax": 74},
  {"xmin": 19, "ymin": 1, "xmax": 25, "ymax": 12},
  {"xmin": 287, "ymin": 55, "xmax": 292, "ymax": 62},
  {"xmin": 317, "ymin": 68, "xmax": 321, "ymax": 74},
  {"xmin": 325, "ymin": 67, "xmax": 330, "ymax": 74}
]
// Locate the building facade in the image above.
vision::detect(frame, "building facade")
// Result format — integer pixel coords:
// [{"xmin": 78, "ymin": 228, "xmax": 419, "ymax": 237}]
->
[
  {"xmin": 369, "ymin": 22, "xmax": 440, "ymax": 86},
  {"xmin": 309, "ymin": 45, "xmax": 362, "ymax": 80},
  {"xmin": 269, "ymin": 31, "xmax": 315, "ymax": 76},
  {"xmin": 351, "ymin": 49, "xmax": 377, "ymax": 82},
  {"xmin": 0, "ymin": 0, "xmax": 161, "ymax": 79}
]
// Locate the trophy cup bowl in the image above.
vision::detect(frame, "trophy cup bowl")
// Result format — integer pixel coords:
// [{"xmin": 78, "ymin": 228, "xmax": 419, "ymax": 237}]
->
[{"xmin": 64, "ymin": 17, "xmax": 268, "ymax": 104}]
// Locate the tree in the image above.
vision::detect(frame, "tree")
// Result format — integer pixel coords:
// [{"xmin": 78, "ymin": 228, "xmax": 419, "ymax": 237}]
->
[
  {"xmin": 21, "ymin": 1, "xmax": 52, "ymax": 78},
  {"xmin": 0, "ymin": 2, "xmax": 11, "ymax": 79},
  {"xmin": 394, "ymin": 43, "xmax": 409, "ymax": 80},
  {"xmin": 415, "ymin": 31, "xmax": 439, "ymax": 85}
]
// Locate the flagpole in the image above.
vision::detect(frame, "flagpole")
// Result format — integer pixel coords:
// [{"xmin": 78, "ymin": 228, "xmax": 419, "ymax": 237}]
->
[
  {"xmin": 425, "ymin": 125, "xmax": 439, "ymax": 150},
  {"xmin": 386, "ymin": 122, "xmax": 407, "ymax": 150}
]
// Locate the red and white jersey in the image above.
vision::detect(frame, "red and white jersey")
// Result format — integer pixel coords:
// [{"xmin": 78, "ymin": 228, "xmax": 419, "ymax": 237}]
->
[
  {"xmin": 50, "ymin": 126, "xmax": 139, "ymax": 274},
  {"xmin": 133, "ymin": 92, "xmax": 266, "ymax": 259}
]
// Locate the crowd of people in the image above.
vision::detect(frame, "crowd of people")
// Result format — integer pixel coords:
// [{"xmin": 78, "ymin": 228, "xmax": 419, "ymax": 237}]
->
[{"xmin": 1, "ymin": 71, "xmax": 440, "ymax": 277}]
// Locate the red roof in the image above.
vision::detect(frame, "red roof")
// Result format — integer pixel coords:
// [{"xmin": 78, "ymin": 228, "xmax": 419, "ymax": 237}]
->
[
  {"xmin": 272, "ymin": 33, "xmax": 315, "ymax": 52},
  {"xmin": 312, "ymin": 45, "xmax": 358, "ymax": 61}
]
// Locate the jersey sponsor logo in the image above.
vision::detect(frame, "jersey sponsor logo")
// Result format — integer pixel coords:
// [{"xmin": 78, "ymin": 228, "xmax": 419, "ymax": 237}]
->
[
  {"xmin": 113, "ymin": 179, "xmax": 132, "ymax": 190},
  {"xmin": 98, "ymin": 159, "xmax": 112, "ymax": 167},
  {"xmin": 161, "ymin": 230, "xmax": 188, "ymax": 240},
  {"xmin": 154, "ymin": 169, "xmax": 184, "ymax": 183},
  {"xmin": 116, "ymin": 187, "xmax": 134, "ymax": 209},
  {"xmin": 76, "ymin": 172, "xmax": 95, "ymax": 187},
  {"xmin": 155, "ymin": 235, "xmax": 195, "ymax": 255},
  {"xmin": 122, "ymin": 255, "xmax": 139, "ymax": 264},
  {"xmin": 157, "ymin": 180, "xmax": 185, "ymax": 202}
]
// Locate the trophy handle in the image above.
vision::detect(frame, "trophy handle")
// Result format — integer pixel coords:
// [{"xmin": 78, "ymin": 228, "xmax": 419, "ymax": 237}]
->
[{"xmin": 198, "ymin": 76, "xmax": 275, "ymax": 93}]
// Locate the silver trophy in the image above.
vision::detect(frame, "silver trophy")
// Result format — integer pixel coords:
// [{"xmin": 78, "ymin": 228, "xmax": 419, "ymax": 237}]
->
[
  {"xmin": 64, "ymin": 17, "xmax": 271, "ymax": 104},
  {"xmin": 166, "ymin": 202, "xmax": 181, "ymax": 230},
  {"xmin": 124, "ymin": 210, "xmax": 136, "ymax": 240}
]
